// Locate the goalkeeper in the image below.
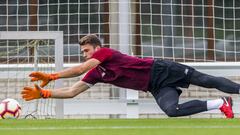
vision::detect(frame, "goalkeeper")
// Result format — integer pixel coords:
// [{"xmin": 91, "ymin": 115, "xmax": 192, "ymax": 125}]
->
[{"xmin": 22, "ymin": 34, "xmax": 240, "ymax": 118}]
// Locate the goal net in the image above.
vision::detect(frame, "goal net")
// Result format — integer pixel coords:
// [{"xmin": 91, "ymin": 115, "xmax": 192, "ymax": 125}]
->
[
  {"xmin": 0, "ymin": 0, "xmax": 240, "ymax": 118},
  {"xmin": 0, "ymin": 31, "xmax": 63, "ymax": 119}
]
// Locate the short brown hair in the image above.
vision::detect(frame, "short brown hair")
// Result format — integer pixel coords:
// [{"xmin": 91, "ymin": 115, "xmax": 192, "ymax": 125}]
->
[{"xmin": 79, "ymin": 34, "xmax": 102, "ymax": 47}]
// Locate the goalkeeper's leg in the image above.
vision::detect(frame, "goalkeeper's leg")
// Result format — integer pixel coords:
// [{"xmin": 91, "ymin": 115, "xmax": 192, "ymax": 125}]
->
[
  {"xmin": 152, "ymin": 87, "xmax": 208, "ymax": 117},
  {"xmin": 189, "ymin": 70, "xmax": 240, "ymax": 94}
]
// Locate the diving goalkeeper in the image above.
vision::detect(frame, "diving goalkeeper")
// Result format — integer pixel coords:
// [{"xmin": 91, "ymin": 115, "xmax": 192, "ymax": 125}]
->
[{"xmin": 21, "ymin": 34, "xmax": 239, "ymax": 118}]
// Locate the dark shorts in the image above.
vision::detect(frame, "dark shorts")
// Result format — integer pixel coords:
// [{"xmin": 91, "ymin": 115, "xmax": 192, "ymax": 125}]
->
[{"xmin": 148, "ymin": 59, "xmax": 194, "ymax": 93}]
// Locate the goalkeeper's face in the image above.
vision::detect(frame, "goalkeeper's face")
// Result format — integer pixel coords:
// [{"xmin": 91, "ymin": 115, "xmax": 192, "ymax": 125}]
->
[{"xmin": 81, "ymin": 44, "xmax": 101, "ymax": 60}]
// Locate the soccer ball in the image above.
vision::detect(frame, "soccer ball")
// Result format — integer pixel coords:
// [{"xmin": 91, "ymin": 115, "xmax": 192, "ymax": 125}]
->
[{"xmin": 0, "ymin": 98, "xmax": 21, "ymax": 119}]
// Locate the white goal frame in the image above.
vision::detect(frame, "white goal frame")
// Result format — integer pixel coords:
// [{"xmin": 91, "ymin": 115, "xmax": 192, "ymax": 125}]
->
[{"xmin": 0, "ymin": 31, "xmax": 64, "ymax": 118}]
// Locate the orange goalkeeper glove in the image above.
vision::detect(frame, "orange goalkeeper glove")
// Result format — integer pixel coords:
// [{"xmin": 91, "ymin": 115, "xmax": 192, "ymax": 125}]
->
[
  {"xmin": 29, "ymin": 72, "xmax": 59, "ymax": 87},
  {"xmin": 21, "ymin": 84, "xmax": 52, "ymax": 101}
]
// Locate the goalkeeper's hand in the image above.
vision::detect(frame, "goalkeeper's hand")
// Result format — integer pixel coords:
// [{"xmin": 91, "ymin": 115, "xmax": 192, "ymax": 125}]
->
[
  {"xmin": 21, "ymin": 84, "xmax": 52, "ymax": 101},
  {"xmin": 29, "ymin": 72, "xmax": 59, "ymax": 87}
]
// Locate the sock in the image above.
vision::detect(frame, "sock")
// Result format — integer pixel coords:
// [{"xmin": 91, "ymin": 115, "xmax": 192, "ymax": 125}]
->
[{"xmin": 207, "ymin": 99, "xmax": 224, "ymax": 110}]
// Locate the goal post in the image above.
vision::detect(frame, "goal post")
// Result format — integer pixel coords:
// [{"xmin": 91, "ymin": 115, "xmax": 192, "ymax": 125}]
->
[
  {"xmin": 186, "ymin": 62, "xmax": 240, "ymax": 76},
  {"xmin": 0, "ymin": 31, "xmax": 64, "ymax": 119}
]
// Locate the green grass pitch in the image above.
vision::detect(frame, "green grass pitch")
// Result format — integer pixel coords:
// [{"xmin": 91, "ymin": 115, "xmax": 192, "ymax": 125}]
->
[{"xmin": 0, "ymin": 118, "xmax": 240, "ymax": 135}]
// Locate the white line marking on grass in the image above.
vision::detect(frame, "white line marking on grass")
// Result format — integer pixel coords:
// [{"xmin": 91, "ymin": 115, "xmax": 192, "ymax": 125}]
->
[{"xmin": 1, "ymin": 125, "xmax": 240, "ymax": 130}]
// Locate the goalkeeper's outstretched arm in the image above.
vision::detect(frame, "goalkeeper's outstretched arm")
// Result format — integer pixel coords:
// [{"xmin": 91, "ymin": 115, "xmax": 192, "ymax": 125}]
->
[
  {"xmin": 21, "ymin": 81, "xmax": 90, "ymax": 101},
  {"xmin": 56, "ymin": 58, "xmax": 100, "ymax": 78},
  {"xmin": 29, "ymin": 58, "xmax": 100, "ymax": 87},
  {"xmin": 51, "ymin": 81, "xmax": 89, "ymax": 98}
]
